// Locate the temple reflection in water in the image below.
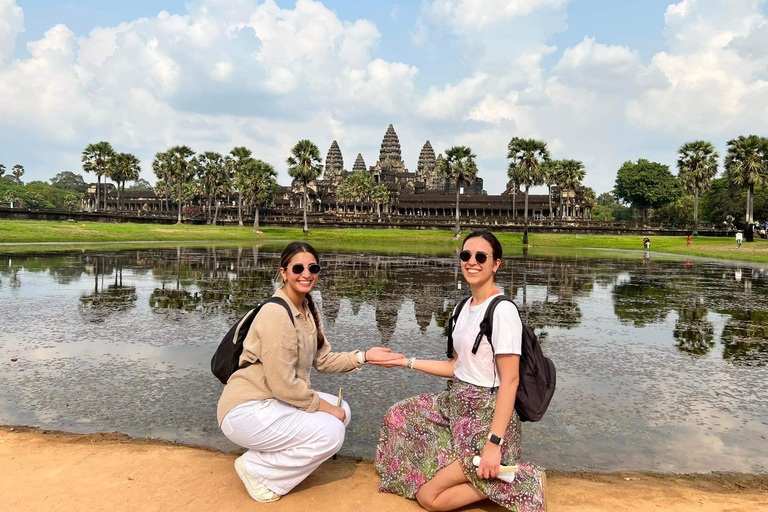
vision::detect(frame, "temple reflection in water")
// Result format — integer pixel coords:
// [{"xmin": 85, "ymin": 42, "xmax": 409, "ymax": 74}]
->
[{"xmin": 2, "ymin": 247, "xmax": 766, "ymax": 365}]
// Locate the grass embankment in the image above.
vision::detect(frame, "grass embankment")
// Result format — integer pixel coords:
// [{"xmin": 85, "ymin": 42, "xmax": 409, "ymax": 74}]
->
[{"xmin": 0, "ymin": 220, "xmax": 766, "ymax": 263}]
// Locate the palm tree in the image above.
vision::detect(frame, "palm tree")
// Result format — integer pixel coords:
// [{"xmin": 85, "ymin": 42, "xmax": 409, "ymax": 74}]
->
[
  {"xmin": 438, "ymin": 146, "xmax": 478, "ymax": 237},
  {"xmin": 241, "ymin": 159, "xmax": 279, "ymax": 233},
  {"xmin": 195, "ymin": 152, "xmax": 227, "ymax": 224},
  {"xmin": 724, "ymin": 135, "xmax": 767, "ymax": 225},
  {"xmin": 168, "ymin": 146, "xmax": 196, "ymax": 224},
  {"xmin": 82, "ymin": 142, "xmax": 115, "ymax": 211},
  {"xmin": 542, "ymin": 161, "xmax": 557, "ymax": 219},
  {"xmin": 553, "ymin": 159, "xmax": 586, "ymax": 220},
  {"xmin": 108, "ymin": 153, "xmax": 141, "ymax": 210},
  {"xmin": 230, "ymin": 147, "xmax": 253, "ymax": 226},
  {"xmin": 677, "ymin": 141, "xmax": 719, "ymax": 235},
  {"xmin": 287, "ymin": 140, "xmax": 323, "ymax": 234},
  {"xmin": 345, "ymin": 171, "xmax": 375, "ymax": 215},
  {"xmin": 508, "ymin": 138, "xmax": 550, "ymax": 244},
  {"xmin": 371, "ymin": 184, "xmax": 390, "ymax": 217},
  {"xmin": 336, "ymin": 179, "xmax": 353, "ymax": 216},
  {"xmin": 582, "ymin": 186, "xmax": 597, "ymax": 219},
  {"xmin": 12, "ymin": 164, "xmax": 25, "ymax": 186},
  {"xmin": 152, "ymin": 151, "xmax": 174, "ymax": 213}
]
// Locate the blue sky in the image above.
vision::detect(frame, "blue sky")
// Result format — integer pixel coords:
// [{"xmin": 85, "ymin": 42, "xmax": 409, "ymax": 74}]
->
[{"xmin": 2, "ymin": 0, "xmax": 767, "ymax": 194}]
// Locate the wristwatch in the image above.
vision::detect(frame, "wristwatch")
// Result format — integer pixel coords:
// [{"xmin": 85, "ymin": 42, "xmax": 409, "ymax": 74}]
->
[{"xmin": 487, "ymin": 432, "xmax": 504, "ymax": 446}]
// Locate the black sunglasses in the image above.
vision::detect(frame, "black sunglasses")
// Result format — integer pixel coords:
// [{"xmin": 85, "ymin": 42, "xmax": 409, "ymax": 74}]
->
[
  {"xmin": 459, "ymin": 250, "xmax": 489, "ymax": 264},
  {"xmin": 284, "ymin": 263, "xmax": 321, "ymax": 275}
]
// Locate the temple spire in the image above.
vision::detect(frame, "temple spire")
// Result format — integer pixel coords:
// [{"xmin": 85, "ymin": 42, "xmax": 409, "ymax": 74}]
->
[
  {"xmin": 378, "ymin": 124, "xmax": 402, "ymax": 163},
  {"xmin": 324, "ymin": 140, "xmax": 344, "ymax": 183},
  {"xmin": 353, "ymin": 153, "xmax": 367, "ymax": 173}
]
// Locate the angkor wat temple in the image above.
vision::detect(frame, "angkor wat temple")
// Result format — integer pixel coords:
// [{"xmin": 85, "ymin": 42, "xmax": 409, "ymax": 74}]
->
[{"xmin": 80, "ymin": 124, "xmax": 593, "ymax": 221}]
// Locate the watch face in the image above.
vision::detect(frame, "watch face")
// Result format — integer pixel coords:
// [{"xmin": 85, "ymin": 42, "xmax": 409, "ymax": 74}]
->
[{"xmin": 489, "ymin": 434, "xmax": 502, "ymax": 445}]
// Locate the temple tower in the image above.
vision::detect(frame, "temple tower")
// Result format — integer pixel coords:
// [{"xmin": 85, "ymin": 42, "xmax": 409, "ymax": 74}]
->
[
  {"xmin": 417, "ymin": 140, "xmax": 441, "ymax": 190},
  {"xmin": 353, "ymin": 153, "xmax": 367, "ymax": 173},
  {"xmin": 324, "ymin": 140, "xmax": 344, "ymax": 183},
  {"xmin": 378, "ymin": 124, "xmax": 403, "ymax": 164}
]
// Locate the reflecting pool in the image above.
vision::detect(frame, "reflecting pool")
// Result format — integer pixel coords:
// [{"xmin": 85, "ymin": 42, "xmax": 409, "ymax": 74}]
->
[{"xmin": 0, "ymin": 245, "xmax": 766, "ymax": 473}]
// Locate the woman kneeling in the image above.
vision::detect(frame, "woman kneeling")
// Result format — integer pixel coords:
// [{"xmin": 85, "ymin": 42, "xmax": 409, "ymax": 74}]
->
[
  {"xmin": 374, "ymin": 231, "xmax": 547, "ymax": 512},
  {"xmin": 217, "ymin": 242, "xmax": 402, "ymax": 502}
]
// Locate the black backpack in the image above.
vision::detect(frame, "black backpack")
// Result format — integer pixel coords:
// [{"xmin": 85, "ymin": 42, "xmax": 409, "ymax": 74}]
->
[
  {"xmin": 447, "ymin": 295, "xmax": 556, "ymax": 422},
  {"xmin": 211, "ymin": 297, "xmax": 294, "ymax": 385}
]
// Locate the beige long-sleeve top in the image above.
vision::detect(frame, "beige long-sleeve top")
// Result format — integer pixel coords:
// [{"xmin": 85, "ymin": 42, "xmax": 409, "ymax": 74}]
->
[{"xmin": 217, "ymin": 287, "xmax": 361, "ymax": 426}]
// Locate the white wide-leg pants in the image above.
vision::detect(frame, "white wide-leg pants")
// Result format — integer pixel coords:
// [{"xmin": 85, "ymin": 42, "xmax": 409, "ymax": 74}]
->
[{"xmin": 221, "ymin": 391, "xmax": 351, "ymax": 495}]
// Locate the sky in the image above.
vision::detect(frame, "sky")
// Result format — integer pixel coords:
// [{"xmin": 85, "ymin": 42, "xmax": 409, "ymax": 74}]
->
[{"xmin": 1, "ymin": 0, "xmax": 767, "ymax": 194}]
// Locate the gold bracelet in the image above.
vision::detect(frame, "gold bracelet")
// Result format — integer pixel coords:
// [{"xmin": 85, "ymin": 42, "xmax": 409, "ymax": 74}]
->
[{"xmin": 407, "ymin": 357, "xmax": 416, "ymax": 369}]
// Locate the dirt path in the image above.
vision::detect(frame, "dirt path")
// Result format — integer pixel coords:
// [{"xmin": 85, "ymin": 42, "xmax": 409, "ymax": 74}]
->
[{"xmin": 1, "ymin": 427, "xmax": 766, "ymax": 512}]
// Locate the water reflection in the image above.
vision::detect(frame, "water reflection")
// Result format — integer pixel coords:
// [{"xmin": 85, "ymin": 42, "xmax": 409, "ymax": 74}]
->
[
  {"xmin": 1, "ymin": 248, "xmax": 767, "ymax": 364},
  {"xmin": 0, "ymin": 246, "xmax": 767, "ymax": 472}
]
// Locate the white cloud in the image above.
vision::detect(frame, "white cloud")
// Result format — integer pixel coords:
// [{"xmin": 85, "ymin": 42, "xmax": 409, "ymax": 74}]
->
[
  {"xmin": 418, "ymin": 72, "xmax": 489, "ymax": 119},
  {"xmin": 0, "ymin": 0, "xmax": 24, "ymax": 62},
  {"xmin": 423, "ymin": 0, "xmax": 569, "ymax": 31},
  {"xmin": 209, "ymin": 61, "xmax": 233, "ymax": 81},
  {"xmin": 665, "ymin": 0, "xmax": 697, "ymax": 24},
  {"xmin": 627, "ymin": 0, "xmax": 768, "ymax": 134},
  {"xmin": 555, "ymin": 37, "xmax": 666, "ymax": 91}
]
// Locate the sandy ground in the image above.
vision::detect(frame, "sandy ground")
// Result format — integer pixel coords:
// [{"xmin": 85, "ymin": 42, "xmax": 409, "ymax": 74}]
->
[{"xmin": 1, "ymin": 427, "xmax": 766, "ymax": 512}]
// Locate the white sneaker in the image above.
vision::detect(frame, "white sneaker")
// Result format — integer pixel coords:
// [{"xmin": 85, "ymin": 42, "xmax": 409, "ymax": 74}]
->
[{"xmin": 234, "ymin": 456, "xmax": 281, "ymax": 503}]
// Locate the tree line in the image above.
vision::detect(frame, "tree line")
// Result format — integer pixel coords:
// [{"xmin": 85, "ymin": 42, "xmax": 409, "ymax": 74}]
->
[{"xmin": 3, "ymin": 133, "xmax": 766, "ymax": 237}]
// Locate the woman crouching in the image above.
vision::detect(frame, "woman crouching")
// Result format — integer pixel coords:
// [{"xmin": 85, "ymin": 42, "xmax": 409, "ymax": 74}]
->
[
  {"xmin": 217, "ymin": 241, "xmax": 402, "ymax": 502},
  {"xmin": 373, "ymin": 231, "xmax": 547, "ymax": 511}
]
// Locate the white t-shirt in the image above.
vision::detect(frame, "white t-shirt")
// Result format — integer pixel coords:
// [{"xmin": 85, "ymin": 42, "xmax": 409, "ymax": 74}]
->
[{"xmin": 452, "ymin": 296, "xmax": 523, "ymax": 388}]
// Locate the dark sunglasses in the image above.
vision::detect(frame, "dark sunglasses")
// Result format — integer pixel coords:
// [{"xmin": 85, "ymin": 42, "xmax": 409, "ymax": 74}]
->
[
  {"xmin": 284, "ymin": 263, "xmax": 321, "ymax": 275},
  {"xmin": 459, "ymin": 250, "xmax": 489, "ymax": 264}
]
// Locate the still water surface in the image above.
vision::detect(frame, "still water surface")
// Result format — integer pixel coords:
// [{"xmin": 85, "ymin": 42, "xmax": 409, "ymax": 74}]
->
[{"xmin": 0, "ymin": 245, "xmax": 766, "ymax": 473}]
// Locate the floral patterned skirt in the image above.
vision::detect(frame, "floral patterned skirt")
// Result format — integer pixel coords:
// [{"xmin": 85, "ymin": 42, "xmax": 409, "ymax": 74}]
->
[{"xmin": 375, "ymin": 379, "xmax": 545, "ymax": 512}]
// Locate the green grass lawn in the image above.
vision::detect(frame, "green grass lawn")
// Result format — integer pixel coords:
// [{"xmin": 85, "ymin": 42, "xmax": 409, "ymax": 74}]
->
[{"xmin": 1, "ymin": 219, "xmax": 766, "ymax": 263}]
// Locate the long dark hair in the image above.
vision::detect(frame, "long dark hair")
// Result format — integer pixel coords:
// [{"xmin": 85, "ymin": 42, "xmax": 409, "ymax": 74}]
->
[
  {"xmin": 278, "ymin": 242, "xmax": 325, "ymax": 350},
  {"xmin": 462, "ymin": 230, "xmax": 503, "ymax": 262}
]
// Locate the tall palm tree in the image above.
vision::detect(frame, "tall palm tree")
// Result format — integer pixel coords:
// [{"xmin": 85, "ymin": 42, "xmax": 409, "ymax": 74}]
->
[
  {"xmin": 108, "ymin": 153, "xmax": 141, "ymax": 210},
  {"xmin": 82, "ymin": 142, "xmax": 115, "ymax": 212},
  {"xmin": 553, "ymin": 159, "xmax": 586, "ymax": 220},
  {"xmin": 336, "ymin": 179, "xmax": 353, "ymax": 216},
  {"xmin": 168, "ymin": 145, "xmax": 195, "ymax": 224},
  {"xmin": 230, "ymin": 147, "xmax": 253, "ymax": 226},
  {"xmin": 542, "ymin": 161, "xmax": 557, "ymax": 219},
  {"xmin": 508, "ymin": 138, "xmax": 550, "ymax": 244},
  {"xmin": 241, "ymin": 159, "xmax": 279, "ymax": 232},
  {"xmin": 195, "ymin": 152, "xmax": 227, "ymax": 224},
  {"xmin": 152, "ymin": 151, "xmax": 174, "ymax": 213},
  {"xmin": 345, "ymin": 171, "xmax": 375, "ymax": 215},
  {"xmin": 724, "ymin": 135, "xmax": 767, "ymax": 225},
  {"xmin": 677, "ymin": 140, "xmax": 719, "ymax": 235},
  {"xmin": 438, "ymin": 146, "xmax": 478, "ymax": 237},
  {"xmin": 11, "ymin": 164, "xmax": 24, "ymax": 186},
  {"xmin": 287, "ymin": 139, "xmax": 323, "ymax": 234},
  {"xmin": 371, "ymin": 184, "xmax": 390, "ymax": 217}
]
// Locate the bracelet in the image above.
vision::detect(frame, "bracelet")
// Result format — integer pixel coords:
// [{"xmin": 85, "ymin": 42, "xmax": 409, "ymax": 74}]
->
[
  {"xmin": 407, "ymin": 357, "xmax": 416, "ymax": 369},
  {"xmin": 364, "ymin": 350, "xmax": 369, "ymax": 363}
]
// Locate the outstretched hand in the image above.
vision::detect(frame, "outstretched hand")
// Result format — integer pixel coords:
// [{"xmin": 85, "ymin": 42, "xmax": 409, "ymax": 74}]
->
[{"xmin": 365, "ymin": 347, "xmax": 405, "ymax": 364}]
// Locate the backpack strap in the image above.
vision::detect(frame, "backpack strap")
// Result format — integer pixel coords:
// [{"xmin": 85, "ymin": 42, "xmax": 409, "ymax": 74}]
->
[
  {"xmin": 446, "ymin": 297, "xmax": 472, "ymax": 359},
  {"xmin": 472, "ymin": 294, "xmax": 513, "ymax": 355},
  {"xmin": 239, "ymin": 296, "xmax": 295, "ymax": 370}
]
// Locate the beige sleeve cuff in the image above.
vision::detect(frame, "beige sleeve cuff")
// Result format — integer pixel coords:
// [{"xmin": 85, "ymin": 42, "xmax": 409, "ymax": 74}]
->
[{"xmin": 304, "ymin": 391, "xmax": 321, "ymax": 413}]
